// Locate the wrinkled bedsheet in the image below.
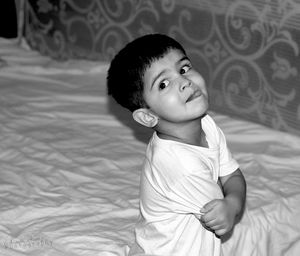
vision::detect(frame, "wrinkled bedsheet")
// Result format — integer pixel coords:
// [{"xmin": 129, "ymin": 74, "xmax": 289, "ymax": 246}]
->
[{"xmin": 0, "ymin": 38, "xmax": 299, "ymax": 256}]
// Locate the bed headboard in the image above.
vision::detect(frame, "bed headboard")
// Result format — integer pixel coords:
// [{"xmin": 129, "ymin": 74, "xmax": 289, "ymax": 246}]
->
[{"xmin": 23, "ymin": 0, "xmax": 300, "ymax": 136}]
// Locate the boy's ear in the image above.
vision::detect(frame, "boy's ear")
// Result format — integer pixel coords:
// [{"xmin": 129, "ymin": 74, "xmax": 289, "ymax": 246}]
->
[{"xmin": 132, "ymin": 108, "xmax": 158, "ymax": 128}]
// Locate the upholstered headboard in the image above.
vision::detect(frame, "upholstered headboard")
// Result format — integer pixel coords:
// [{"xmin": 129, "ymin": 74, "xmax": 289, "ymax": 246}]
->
[{"xmin": 24, "ymin": 0, "xmax": 300, "ymax": 136}]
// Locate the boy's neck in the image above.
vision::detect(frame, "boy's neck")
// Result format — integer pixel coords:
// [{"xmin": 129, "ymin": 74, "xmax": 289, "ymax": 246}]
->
[{"xmin": 155, "ymin": 116, "xmax": 208, "ymax": 148}]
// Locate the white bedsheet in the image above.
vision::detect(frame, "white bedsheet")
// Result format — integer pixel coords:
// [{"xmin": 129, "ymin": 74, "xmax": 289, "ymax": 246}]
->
[{"xmin": 0, "ymin": 38, "xmax": 299, "ymax": 256}]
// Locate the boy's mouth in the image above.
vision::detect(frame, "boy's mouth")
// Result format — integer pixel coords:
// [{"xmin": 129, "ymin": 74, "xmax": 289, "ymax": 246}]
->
[{"xmin": 186, "ymin": 90, "xmax": 201, "ymax": 102}]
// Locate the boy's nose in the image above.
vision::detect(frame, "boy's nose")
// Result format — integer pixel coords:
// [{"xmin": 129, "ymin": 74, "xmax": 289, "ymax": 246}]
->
[{"xmin": 179, "ymin": 77, "xmax": 192, "ymax": 91}]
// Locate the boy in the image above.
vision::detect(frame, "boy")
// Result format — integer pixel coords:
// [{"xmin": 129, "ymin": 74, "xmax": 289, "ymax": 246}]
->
[{"xmin": 107, "ymin": 34, "xmax": 246, "ymax": 256}]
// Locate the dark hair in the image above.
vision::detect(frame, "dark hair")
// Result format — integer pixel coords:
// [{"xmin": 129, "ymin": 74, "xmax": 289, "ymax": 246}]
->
[{"xmin": 107, "ymin": 34, "xmax": 186, "ymax": 112}]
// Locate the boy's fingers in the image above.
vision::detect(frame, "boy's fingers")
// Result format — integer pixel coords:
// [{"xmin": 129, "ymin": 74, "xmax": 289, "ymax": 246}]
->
[
  {"xmin": 215, "ymin": 228, "xmax": 227, "ymax": 236},
  {"xmin": 201, "ymin": 199, "xmax": 219, "ymax": 214},
  {"xmin": 208, "ymin": 221, "xmax": 224, "ymax": 230},
  {"xmin": 200, "ymin": 207, "xmax": 207, "ymax": 214},
  {"xmin": 201, "ymin": 209, "xmax": 218, "ymax": 225}
]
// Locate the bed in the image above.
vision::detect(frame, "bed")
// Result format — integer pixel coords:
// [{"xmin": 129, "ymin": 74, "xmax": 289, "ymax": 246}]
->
[
  {"xmin": 0, "ymin": 36, "xmax": 300, "ymax": 256},
  {"xmin": 1, "ymin": 0, "xmax": 300, "ymax": 254}
]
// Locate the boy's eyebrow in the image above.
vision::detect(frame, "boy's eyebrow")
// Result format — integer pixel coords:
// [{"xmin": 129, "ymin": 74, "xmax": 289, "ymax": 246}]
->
[
  {"xmin": 150, "ymin": 55, "xmax": 189, "ymax": 89},
  {"xmin": 180, "ymin": 56, "xmax": 189, "ymax": 62},
  {"xmin": 151, "ymin": 70, "xmax": 166, "ymax": 89}
]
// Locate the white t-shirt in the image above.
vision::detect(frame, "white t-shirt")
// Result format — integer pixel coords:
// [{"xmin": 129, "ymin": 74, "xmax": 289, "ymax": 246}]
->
[{"xmin": 132, "ymin": 115, "xmax": 239, "ymax": 256}]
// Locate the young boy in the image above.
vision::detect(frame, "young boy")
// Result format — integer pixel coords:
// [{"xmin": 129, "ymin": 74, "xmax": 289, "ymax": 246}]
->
[{"xmin": 107, "ymin": 34, "xmax": 246, "ymax": 256}]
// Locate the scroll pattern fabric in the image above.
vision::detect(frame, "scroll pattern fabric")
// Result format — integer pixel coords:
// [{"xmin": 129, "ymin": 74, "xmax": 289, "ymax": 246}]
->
[{"xmin": 24, "ymin": 0, "xmax": 300, "ymax": 136}]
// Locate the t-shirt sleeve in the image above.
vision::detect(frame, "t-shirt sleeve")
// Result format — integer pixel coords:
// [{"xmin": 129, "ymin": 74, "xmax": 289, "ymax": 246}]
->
[
  {"xmin": 149, "ymin": 146, "xmax": 224, "ymax": 216},
  {"xmin": 167, "ymin": 172, "xmax": 224, "ymax": 215},
  {"xmin": 216, "ymin": 125, "xmax": 239, "ymax": 177}
]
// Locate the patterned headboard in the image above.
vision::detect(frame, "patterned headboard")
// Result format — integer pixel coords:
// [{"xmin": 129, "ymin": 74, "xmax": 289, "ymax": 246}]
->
[{"xmin": 24, "ymin": 0, "xmax": 300, "ymax": 136}]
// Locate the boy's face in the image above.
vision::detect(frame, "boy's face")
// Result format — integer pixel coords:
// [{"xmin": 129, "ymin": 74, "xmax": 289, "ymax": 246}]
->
[{"xmin": 142, "ymin": 49, "xmax": 208, "ymax": 124}]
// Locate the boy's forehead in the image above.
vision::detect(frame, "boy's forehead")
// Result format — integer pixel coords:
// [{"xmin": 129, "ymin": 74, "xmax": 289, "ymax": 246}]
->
[
  {"xmin": 148, "ymin": 49, "xmax": 187, "ymax": 71},
  {"xmin": 161, "ymin": 48, "xmax": 185, "ymax": 59},
  {"xmin": 150, "ymin": 48, "xmax": 185, "ymax": 66},
  {"xmin": 143, "ymin": 49, "xmax": 188, "ymax": 88}
]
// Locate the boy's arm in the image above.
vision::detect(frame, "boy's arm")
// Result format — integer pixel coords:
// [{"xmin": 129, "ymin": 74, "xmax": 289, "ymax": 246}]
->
[
  {"xmin": 220, "ymin": 168, "xmax": 246, "ymax": 218},
  {"xmin": 200, "ymin": 168, "xmax": 246, "ymax": 236}
]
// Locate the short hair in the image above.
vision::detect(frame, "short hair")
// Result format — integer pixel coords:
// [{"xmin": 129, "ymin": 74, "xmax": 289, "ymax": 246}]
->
[{"xmin": 107, "ymin": 34, "xmax": 186, "ymax": 112}]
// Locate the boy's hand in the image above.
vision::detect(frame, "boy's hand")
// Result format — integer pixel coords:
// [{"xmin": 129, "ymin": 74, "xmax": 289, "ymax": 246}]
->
[
  {"xmin": 199, "ymin": 168, "xmax": 246, "ymax": 236},
  {"xmin": 200, "ymin": 197, "xmax": 237, "ymax": 236}
]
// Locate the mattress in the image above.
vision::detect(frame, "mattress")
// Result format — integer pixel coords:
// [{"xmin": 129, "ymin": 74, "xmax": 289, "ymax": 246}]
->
[{"xmin": 0, "ymin": 38, "xmax": 300, "ymax": 256}]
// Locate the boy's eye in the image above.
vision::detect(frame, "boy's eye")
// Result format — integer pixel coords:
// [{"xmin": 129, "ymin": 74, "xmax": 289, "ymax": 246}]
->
[
  {"xmin": 159, "ymin": 80, "xmax": 170, "ymax": 90},
  {"xmin": 180, "ymin": 65, "xmax": 191, "ymax": 74}
]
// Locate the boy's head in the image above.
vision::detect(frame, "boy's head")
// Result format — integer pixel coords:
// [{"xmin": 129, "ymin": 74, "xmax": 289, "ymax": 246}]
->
[{"xmin": 107, "ymin": 34, "xmax": 186, "ymax": 112}]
